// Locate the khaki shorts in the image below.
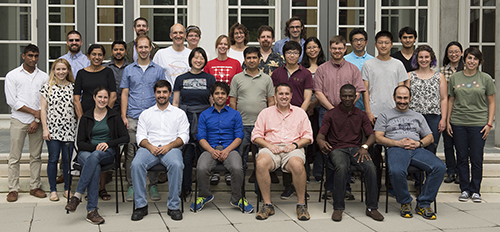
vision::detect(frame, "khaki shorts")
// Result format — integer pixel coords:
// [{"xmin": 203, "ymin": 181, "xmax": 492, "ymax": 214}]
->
[{"xmin": 257, "ymin": 146, "xmax": 305, "ymax": 173}]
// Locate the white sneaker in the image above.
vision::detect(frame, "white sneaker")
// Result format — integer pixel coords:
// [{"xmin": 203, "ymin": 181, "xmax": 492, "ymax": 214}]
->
[
  {"xmin": 471, "ymin": 193, "xmax": 482, "ymax": 203},
  {"xmin": 458, "ymin": 191, "xmax": 469, "ymax": 202}
]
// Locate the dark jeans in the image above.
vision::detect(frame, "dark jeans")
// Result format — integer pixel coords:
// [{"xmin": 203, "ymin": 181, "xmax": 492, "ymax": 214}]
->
[
  {"xmin": 239, "ymin": 125, "xmax": 256, "ymax": 176},
  {"xmin": 46, "ymin": 140, "xmax": 72, "ymax": 192},
  {"xmin": 443, "ymin": 130, "xmax": 457, "ymax": 177},
  {"xmin": 452, "ymin": 125, "xmax": 486, "ymax": 194},
  {"xmin": 182, "ymin": 142, "xmax": 198, "ymax": 192},
  {"xmin": 329, "ymin": 147, "xmax": 378, "ymax": 210}
]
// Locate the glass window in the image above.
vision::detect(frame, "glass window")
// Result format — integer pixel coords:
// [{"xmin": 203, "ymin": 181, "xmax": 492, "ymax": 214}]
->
[
  {"xmin": 338, "ymin": 0, "xmax": 367, "ymax": 51},
  {"xmin": 468, "ymin": 1, "xmax": 496, "ymax": 78},
  {"xmin": 0, "ymin": 6, "xmax": 31, "ymax": 40},
  {"xmin": 228, "ymin": 1, "xmax": 276, "ymax": 44},
  {"xmin": 291, "ymin": 0, "xmax": 319, "ymax": 39},
  {"xmin": 139, "ymin": 1, "xmax": 188, "ymax": 47},
  {"xmin": 47, "ymin": 1, "xmax": 76, "ymax": 68}
]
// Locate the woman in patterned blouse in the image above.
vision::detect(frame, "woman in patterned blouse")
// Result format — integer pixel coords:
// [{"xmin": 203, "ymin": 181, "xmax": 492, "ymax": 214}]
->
[{"xmin": 40, "ymin": 58, "xmax": 76, "ymax": 201}]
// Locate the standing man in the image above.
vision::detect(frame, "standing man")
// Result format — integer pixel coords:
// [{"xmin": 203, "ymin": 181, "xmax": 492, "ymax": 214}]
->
[
  {"xmin": 252, "ymin": 83, "xmax": 313, "ymax": 221},
  {"xmin": 242, "ymin": 25, "xmax": 284, "ymax": 76},
  {"xmin": 59, "ymin": 30, "xmax": 90, "ymax": 76},
  {"xmin": 192, "ymin": 82, "xmax": 253, "ymax": 213},
  {"xmin": 273, "ymin": 17, "xmax": 306, "ymax": 62},
  {"xmin": 229, "ymin": 47, "xmax": 275, "ymax": 180},
  {"xmin": 153, "ymin": 23, "xmax": 191, "ymax": 88},
  {"xmin": 391, "ymin": 27, "xmax": 417, "ymax": 72},
  {"xmin": 5, "ymin": 44, "xmax": 49, "ymax": 202},
  {"xmin": 125, "ymin": 17, "xmax": 160, "ymax": 62},
  {"xmin": 104, "ymin": 40, "xmax": 130, "ymax": 112},
  {"xmin": 316, "ymin": 84, "xmax": 383, "ymax": 222},
  {"xmin": 374, "ymin": 86, "xmax": 445, "ymax": 220},
  {"xmin": 121, "ymin": 35, "xmax": 167, "ymax": 202},
  {"xmin": 362, "ymin": 31, "xmax": 408, "ymax": 191},
  {"xmin": 130, "ymin": 80, "xmax": 189, "ymax": 221}
]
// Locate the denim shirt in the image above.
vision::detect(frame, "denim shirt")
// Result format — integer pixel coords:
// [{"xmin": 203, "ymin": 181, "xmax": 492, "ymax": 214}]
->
[{"xmin": 59, "ymin": 51, "xmax": 90, "ymax": 76}]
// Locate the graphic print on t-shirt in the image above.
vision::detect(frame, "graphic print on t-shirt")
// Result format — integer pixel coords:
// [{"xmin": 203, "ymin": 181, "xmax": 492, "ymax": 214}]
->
[
  {"xmin": 212, "ymin": 66, "xmax": 234, "ymax": 83},
  {"xmin": 169, "ymin": 60, "xmax": 190, "ymax": 77},
  {"xmin": 183, "ymin": 78, "xmax": 207, "ymax": 90}
]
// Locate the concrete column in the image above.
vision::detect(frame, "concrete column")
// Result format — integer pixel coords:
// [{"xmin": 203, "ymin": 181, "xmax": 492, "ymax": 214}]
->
[
  {"xmin": 438, "ymin": 0, "xmax": 459, "ymax": 67},
  {"xmin": 495, "ymin": 0, "xmax": 500, "ymax": 147}
]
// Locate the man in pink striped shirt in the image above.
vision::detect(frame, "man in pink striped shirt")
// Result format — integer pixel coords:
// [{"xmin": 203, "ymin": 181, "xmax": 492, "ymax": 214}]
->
[{"xmin": 251, "ymin": 83, "xmax": 313, "ymax": 221}]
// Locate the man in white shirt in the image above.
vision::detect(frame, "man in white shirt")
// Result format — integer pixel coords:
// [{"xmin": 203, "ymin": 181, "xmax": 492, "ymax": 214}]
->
[
  {"xmin": 5, "ymin": 44, "xmax": 49, "ymax": 202},
  {"xmin": 130, "ymin": 80, "xmax": 189, "ymax": 221}
]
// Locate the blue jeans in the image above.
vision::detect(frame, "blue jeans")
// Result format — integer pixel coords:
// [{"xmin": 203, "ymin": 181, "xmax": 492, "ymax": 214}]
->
[
  {"xmin": 451, "ymin": 125, "xmax": 485, "ymax": 194},
  {"xmin": 131, "ymin": 147, "xmax": 184, "ymax": 210},
  {"xmin": 387, "ymin": 147, "xmax": 445, "ymax": 207},
  {"xmin": 239, "ymin": 125, "xmax": 256, "ymax": 176},
  {"xmin": 76, "ymin": 149, "xmax": 115, "ymax": 211},
  {"xmin": 46, "ymin": 140, "xmax": 72, "ymax": 192},
  {"xmin": 443, "ymin": 130, "xmax": 457, "ymax": 176},
  {"xmin": 422, "ymin": 114, "xmax": 442, "ymax": 154}
]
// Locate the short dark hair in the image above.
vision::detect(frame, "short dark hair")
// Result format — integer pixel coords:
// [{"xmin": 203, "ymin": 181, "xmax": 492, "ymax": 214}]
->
[
  {"xmin": 285, "ymin": 16, "xmax": 306, "ymax": 39},
  {"xmin": 340, "ymin": 84, "xmax": 356, "ymax": 94},
  {"xmin": 135, "ymin": 35, "xmax": 152, "ymax": 48},
  {"xmin": 229, "ymin": 22, "xmax": 249, "ymax": 45},
  {"xmin": 93, "ymin": 85, "xmax": 110, "ymax": 97},
  {"xmin": 301, "ymin": 37, "xmax": 326, "ymax": 68},
  {"xmin": 393, "ymin": 85, "xmax": 412, "ymax": 98},
  {"xmin": 87, "ymin": 44, "xmax": 106, "ymax": 56},
  {"xmin": 244, "ymin": 46, "xmax": 261, "ymax": 58},
  {"xmin": 23, "ymin": 44, "xmax": 39, "ymax": 54},
  {"xmin": 349, "ymin": 28, "xmax": 368, "ymax": 42},
  {"xmin": 188, "ymin": 47, "xmax": 208, "ymax": 68},
  {"xmin": 66, "ymin": 30, "xmax": 82, "ymax": 40},
  {"xmin": 210, "ymin": 81, "xmax": 230, "ymax": 95},
  {"xmin": 154, "ymin": 80, "xmax": 172, "ymax": 92},
  {"xmin": 411, "ymin": 45, "xmax": 437, "ymax": 69},
  {"xmin": 258, "ymin": 25, "xmax": 275, "ymax": 39},
  {"xmin": 111, "ymin": 40, "xmax": 127, "ymax": 50},
  {"xmin": 464, "ymin": 47, "xmax": 483, "ymax": 65},
  {"xmin": 398, "ymin": 26, "xmax": 417, "ymax": 39},
  {"xmin": 282, "ymin": 41, "xmax": 302, "ymax": 56},
  {"xmin": 133, "ymin": 17, "xmax": 148, "ymax": 27},
  {"xmin": 275, "ymin": 82, "xmax": 291, "ymax": 93},
  {"xmin": 375, "ymin": 30, "xmax": 393, "ymax": 42}
]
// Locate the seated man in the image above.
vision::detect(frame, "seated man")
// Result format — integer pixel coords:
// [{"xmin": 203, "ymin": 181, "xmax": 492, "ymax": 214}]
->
[
  {"xmin": 130, "ymin": 80, "xmax": 190, "ymax": 221},
  {"xmin": 251, "ymin": 83, "xmax": 313, "ymax": 221},
  {"xmin": 192, "ymin": 82, "xmax": 254, "ymax": 213},
  {"xmin": 374, "ymin": 85, "xmax": 445, "ymax": 220},
  {"xmin": 316, "ymin": 84, "xmax": 383, "ymax": 222}
]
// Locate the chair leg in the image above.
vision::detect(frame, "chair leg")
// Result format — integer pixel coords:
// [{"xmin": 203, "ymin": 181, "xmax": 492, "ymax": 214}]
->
[
  {"xmin": 318, "ymin": 153, "xmax": 325, "ymax": 203},
  {"xmin": 115, "ymin": 167, "xmax": 119, "ymax": 213},
  {"xmin": 385, "ymin": 164, "xmax": 389, "ymax": 214},
  {"xmin": 119, "ymin": 166, "xmax": 125, "ymax": 202},
  {"xmin": 360, "ymin": 174, "xmax": 364, "ymax": 203},
  {"xmin": 66, "ymin": 144, "xmax": 73, "ymax": 214},
  {"xmin": 194, "ymin": 171, "xmax": 198, "ymax": 213}
]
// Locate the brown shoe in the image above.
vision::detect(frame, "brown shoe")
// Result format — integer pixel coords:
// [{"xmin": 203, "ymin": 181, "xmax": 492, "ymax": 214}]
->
[
  {"xmin": 366, "ymin": 208, "xmax": 384, "ymax": 221},
  {"xmin": 255, "ymin": 204, "xmax": 275, "ymax": 220},
  {"xmin": 86, "ymin": 209, "xmax": 105, "ymax": 225},
  {"xmin": 7, "ymin": 191, "xmax": 18, "ymax": 202},
  {"xmin": 30, "ymin": 188, "xmax": 47, "ymax": 198},
  {"xmin": 56, "ymin": 175, "xmax": 64, "ymax": 184},
  {"xmin": 332, "ymin": 209, "xmax": 343, "ymax": 221},
  {"xmin": 65, "ymin": 196, "xmax": 81, "ymax": 212},
  {"xmin": 296, "ymin": 204, "xmax": 310, "ymax": 221}
]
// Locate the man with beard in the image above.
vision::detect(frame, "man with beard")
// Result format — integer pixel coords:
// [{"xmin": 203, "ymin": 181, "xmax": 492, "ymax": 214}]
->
[
  {"xmin": 273, "ymin": 16, "xmax": 306, "ymax": 62},
  {"xmin": 374, "ymin": 85, "xmax": 445, "ymax": 220},
  {"xmin": 242, "ymin": 25, "xmax": 284, "ymax": 76},
  {"xmin": 391, "ymin": 27, "xmax": 417, "ymax": 72},
  {"xmin": 59, "ymin": 30, "xmax": 90, "ymax": 76},
  {"xmin": 120, "ymin": 35, "xmax": 166, "ymax": 202},
  {"xmin": 125, "ymin": 17, "xmax": 160, "ymax": 62},
  {"xmin": 130, "ymin": 80, "xmax": 189, "ymax": 221}
]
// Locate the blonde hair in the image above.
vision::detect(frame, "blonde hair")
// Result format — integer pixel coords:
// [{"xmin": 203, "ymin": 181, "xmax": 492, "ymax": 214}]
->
[
  {"xmin": 215, "ymin": 35, "xmax": 230, "ymax": 49},
  {"xmin": 47, "ymin": 58, "xmax": 75, "ymax": 97}
]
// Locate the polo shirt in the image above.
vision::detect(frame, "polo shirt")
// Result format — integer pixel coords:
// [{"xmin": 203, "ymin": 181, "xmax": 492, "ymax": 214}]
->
[
  {"xmin": 344, "ymin": 51, "xmax": 374, "ymax": 111},
  {"xmin": 271, "ymin": 64, "xmax": 313, "ymax": 107},
  {"xmin": 196, "ymin": 105, "xmax": 245, "ymax": 150}
]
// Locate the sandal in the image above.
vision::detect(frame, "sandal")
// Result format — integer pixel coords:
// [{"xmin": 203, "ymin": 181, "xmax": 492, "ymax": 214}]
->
[{"xmin": 99, "ymin": 189, "xmax": 111, "ymax": 201}]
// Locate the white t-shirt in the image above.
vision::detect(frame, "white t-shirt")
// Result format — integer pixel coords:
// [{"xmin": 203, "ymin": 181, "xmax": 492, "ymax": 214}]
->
[
  {"xmin": 227, "ymin": 48, "xmax": 244, "ymax": 66},
  {"xmin": 152, "ymin": 46, "xmax": 192, "ymax": 86}
]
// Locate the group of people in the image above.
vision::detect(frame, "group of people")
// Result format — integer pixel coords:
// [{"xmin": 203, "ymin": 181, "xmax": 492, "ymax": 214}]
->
[{"xmin": 4, "ymin": 15, "xmax": 495, "ymax": 225}]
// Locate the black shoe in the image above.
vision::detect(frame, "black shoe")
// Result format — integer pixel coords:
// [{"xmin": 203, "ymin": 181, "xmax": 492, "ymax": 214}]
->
[
  {"xmin": 322, "ymin": 191, "xmax": 332, "ymax": 200},
  {"xmin": 454, "ymin": 175, "xmax": 460, "ymax": 184},
  {"xmin": 280, "ymin": 186, "xmax": 294, "ymax": 200},
  {"xmin": 131, "ymin": 205, "xmax": 148, "ymax": 221},
  {"xmin": 167, "ymin": 209, "xmax": 183, "ymax": 220},
  {"xmin": 248, "ymin": 171, "xmax": 256, "ymax": 183},
  {"xmin": 345, "ymin": 191, "xmax": 355, "ymax": 200},
  {"xmin": 444, "ymin": 175, "xmax": 456, "ymax": 183},
  {"xmin": 270, "ymin": 172, "xmax": 280, "ymax": 184},
  {"xmin": 158, "ymin": 172, "xmax": 168, "ymax": 184}
]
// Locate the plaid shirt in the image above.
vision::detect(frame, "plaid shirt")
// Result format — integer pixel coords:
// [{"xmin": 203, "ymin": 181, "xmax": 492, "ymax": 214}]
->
[{"xmin": 440, "ymin": 64, "xmax": 457, "ymax": 82}]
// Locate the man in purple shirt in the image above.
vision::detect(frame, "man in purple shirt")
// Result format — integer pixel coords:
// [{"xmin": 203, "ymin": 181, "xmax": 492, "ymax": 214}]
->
[{"xmin": 316, "ymin": 84, "xmax": 383, "ymax": 222}]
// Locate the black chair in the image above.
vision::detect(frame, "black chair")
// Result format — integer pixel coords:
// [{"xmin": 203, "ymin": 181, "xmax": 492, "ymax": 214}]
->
[{"xmin": 66, "ymin": 143, "xmax": 126, "ymax": 214}]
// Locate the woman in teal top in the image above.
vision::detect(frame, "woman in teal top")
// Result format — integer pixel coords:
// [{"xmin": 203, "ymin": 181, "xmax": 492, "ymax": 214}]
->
[{"xmin": 447, "ymin": 47, "xmax": 496, "ymax": 203}]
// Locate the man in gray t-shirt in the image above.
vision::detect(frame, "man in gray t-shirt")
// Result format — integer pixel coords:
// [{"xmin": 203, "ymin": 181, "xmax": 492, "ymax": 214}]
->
[{"xmin": 374, "ymin": 86, "xmax": 445, "ymax": 220}]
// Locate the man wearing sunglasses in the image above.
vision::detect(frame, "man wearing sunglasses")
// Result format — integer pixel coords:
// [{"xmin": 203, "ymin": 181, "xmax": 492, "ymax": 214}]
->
[{"xmin": 59, "ymin": 30, "xmax": 90, "ymax": 76}]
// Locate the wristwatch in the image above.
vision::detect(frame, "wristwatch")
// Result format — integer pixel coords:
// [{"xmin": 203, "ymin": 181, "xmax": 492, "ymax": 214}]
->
[
  {"xmin": 361, "ymin": 144, "xmax": 369, "ymax": 150},
  {"xmin": 35, "ymin": 118, "xmax": 40, "ymax": 123},
  {"xmin": 293, "ymin": 142, "xmax": 299, "ymax": 149},
  {"xmin": 419, "ymin": 141, "xmax": 424, "ymax": 148}
]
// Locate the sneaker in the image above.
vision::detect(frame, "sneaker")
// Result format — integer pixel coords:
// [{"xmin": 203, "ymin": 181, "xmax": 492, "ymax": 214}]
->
[
  {"xmin": 454, "ymin": 176, "xmax": 460, "ymax": 184},
  {"xmin": 230, "ymin": 198, "xmax": 254, "ymax": 213},
  {"xmin": 225, "ymin": 174, "xmax": 231, "ymax": 186},
  {"xmin": 400, "ymin": 203, "xmax": 413, "ymax": 218},
  {"xmin": 167, "ymin": 209, "xmax": 183, "ymax": 220},
  {"xmin": 255, "ymin": 204, "xmax": 275, "ymax": 220},
  {"xmin": 459, "ymin": 191, "xmax": 470, "ymax": 202},
  {"xmin": 149, "ymin": 185, "xmax": 161, "ymax": 201},
  {"xmin": 351, "ymin": 175, "xmax": 356, "ymax": 183},
  {"xmin": 444, "ymin": 174, "xmax": 456, "ymax": 183},
  {"xmin": 345, "ymin": 191, "xmax": 355, "ymax": 200},
  {"xmin": 65, "ymin": 196, "xmax": 81, "ymax": 212},
  {"xmin": 296, "ymin": 204, "xmax": 310, "ymax": 221},
  {"xmin": 415, "ymin": 205, "xmax": 436, "ymax": 220},
  {"xmin": 210, "ymin": 173, "xmax": 220, "ymax": 185},
  {"xmin": 126, "ymin": 186, "xmax": 134, "ymax": 202},
  {"xmin": 86, "ymin": 209, "xmax": 105, "ymax": 225},
  {"xmin": 471, "ymin": 193, "xmax": 482, "ymax": 203},
  {"xmin": 190, "ymin": 195, "xmax": 214, "ymax": 212},
  {"xmin": 280, "ymin": 186, "xmax": 294, "ymax": 200},
  {"xmin": 131, "ymin": 205, "xmax": 148, "ymax": 221},
  {"xmin": 305, "ymin": 191, "xmax": 310, "ymax": 200}
]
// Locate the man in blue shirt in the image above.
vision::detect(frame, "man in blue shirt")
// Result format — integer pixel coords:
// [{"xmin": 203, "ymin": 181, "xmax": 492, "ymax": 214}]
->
[
  {"xmin": 344, "ymin": 28, "xmax": 374, "ymax": 111},
  {"xmin": 192, "ymin": 82, "xmax": 254, "ymax": 213},
  {"xmin": 120, "ymin": 35, "xmax": 166, "ymax": 202},
  {"xmin": 273, "ymin": 16, "xmax": 306, "ymax": 63},
  {"xmin": 59, "ymin": 30, "xmax": 90, "ymax": 76}
]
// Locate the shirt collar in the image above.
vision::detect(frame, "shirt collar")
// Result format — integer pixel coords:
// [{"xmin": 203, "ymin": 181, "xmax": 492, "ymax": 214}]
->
[
  {"xmin": 20, "ymin": 64, "xmax": 39, "ymax": 75},
  {"xmin": 133, "ymin": 60, "xmax": 155, "ymax": 68},
  {"xmin": 210, "ymin": 105, "xmax": 229, "ymax": 113},
  {"xmin": 243, "ymin": 69, "xmax": 262, "ymax": 78},
  {"xmin": 67, "ymin": 51, "xmax": 84, "ymax": 59},
  {"xmin": 153, "ymin": 103, "xmax": 173, "ymax": 112},
  {"xmin": 337, "ymin": 103, "xmax": 358, "ymax": 115},
  {"xmin": 330, "ymin": 59, "xmax": 346, "ymax": 68}
]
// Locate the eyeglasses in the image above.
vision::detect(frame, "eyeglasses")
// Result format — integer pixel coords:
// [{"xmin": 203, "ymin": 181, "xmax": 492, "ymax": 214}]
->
[
  {"xmin": 68, "ymin": 39, "xmax": 80, "ymax": 42},
  {"xmin": 352, "ymin": 38, "xmax": 365, "ymax": 43},
  {"xmin": 306, "ymin": 45, "xmax": 319, "ymax": 50},
  {"xmin": 285, "ymin": 51, "xmax": 300, "ymax": 56}
]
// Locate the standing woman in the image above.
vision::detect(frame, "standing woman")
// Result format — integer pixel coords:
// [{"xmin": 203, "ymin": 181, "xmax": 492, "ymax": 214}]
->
[
  {"xmin": 65, "ymin": 86, "xmax": 128, "ymax": 224},
  {"xmin": 440, "ymin": 41, "xmax": 464, "ymax": 184},
  {"xmin": 447, "ymin": 47, "xmax": 496, "ymax": 203},
  {"xmin": 173, "ymin": 47, "xmax": 216, "ymax": 196},
  {"xmin": 74, "ymin": 44, "xmax": 117, "ymax": 119},
  {"xmin": 40, "ymin": 58, "xmax": 77, "ymax": 201},
  {"xmin": 407, "ymin": 45, "xmax": 448, "ymax": 154},
  {"xmin": 227, "ymin": 22, "xmax": 249, "ymax": 65},
  {"xmin": 186, "ymin": 25, "xmax": 202, "ymax": 50}
]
